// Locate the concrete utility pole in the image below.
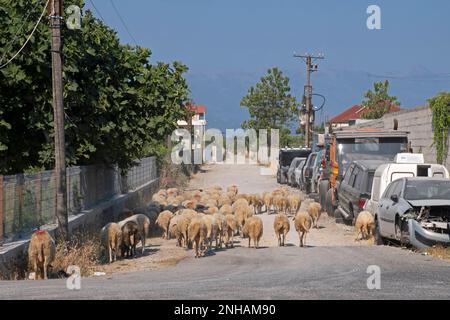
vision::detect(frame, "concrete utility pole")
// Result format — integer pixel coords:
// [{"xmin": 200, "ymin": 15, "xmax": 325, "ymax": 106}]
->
[
  {"xmin": 294, "ymin": 53, "xmax": 324, "ymax": 148},
  {"xmin": 49, "ymin": 0, "xmax": 69, "ymax": 241}
]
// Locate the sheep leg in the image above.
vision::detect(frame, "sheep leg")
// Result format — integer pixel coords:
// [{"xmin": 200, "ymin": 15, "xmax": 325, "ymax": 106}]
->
[
  {"xmin": 33, "ymin": 259, "xmax": 38, "ymax": 280},
  {"xmin": 141, "ymin": 233, "xmax": 146, "ymax": 255},
  {"xmin": 248, "ymin": 237, "xmax": 251, "ymax": 248},
  {"xmin": 43, "ymin": 257, "xmax": 48, "ymax": 280},
  {"xmin": 109, "ymin": 244, "xmax": 113, "ymax": 263}
]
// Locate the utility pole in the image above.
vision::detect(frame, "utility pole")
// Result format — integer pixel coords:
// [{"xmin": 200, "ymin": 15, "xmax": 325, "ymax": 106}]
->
[
  {"xmin": 294, "ymin": 53, "xmax": 324, "ymax": 148},
  {"xmin": 49, "ymin": 0, "xmax": 69, "ymax": 241}
]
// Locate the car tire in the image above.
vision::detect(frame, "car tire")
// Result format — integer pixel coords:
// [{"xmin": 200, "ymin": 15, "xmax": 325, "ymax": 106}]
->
[
  {"xmin": 319, "ymin": 180, "xmax": 329, "ymax": 209},
  {"xmin": 325, "ymin": 188, "xmax": 335, "ymax": 217},
  {"xmin": 375, "ymin": 218, "xmax": 388, "ymax": 246}
]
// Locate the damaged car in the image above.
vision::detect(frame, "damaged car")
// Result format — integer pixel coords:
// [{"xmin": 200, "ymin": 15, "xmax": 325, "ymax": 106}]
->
[{"xmin": 375, "ymin": 177, "xmax": 450, "ymax": 248}]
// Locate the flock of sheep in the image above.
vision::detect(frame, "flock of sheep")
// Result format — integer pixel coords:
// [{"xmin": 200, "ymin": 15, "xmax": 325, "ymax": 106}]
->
[{"xmin": 27, "ymin": 184, "xmax": 375, "ymax": 280}]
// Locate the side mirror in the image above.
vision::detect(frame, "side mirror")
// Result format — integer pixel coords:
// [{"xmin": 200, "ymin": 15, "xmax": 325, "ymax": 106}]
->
[{"xmin": 390, "ymin": 194, "xmax": 399, "ymax": 203}]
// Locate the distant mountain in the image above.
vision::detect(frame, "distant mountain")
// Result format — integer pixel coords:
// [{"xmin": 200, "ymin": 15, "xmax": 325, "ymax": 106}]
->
[{"xmin": 186, "ymin": 67, "xmax": 450, "ymax": 131}]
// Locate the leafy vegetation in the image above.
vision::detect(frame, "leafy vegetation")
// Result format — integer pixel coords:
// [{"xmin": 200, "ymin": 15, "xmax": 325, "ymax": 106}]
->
[
  {"xmin": 0, "ymin": 0, "xmax": 189, "ymax": 174},
  {"xmin": 361, "ymin": 80, "xmax": 400, "ymax": 119},
  {"xmin": 428, "ymin": 92, "xmax": 450, "ymax": 164},
  {"xmin": 240, "ymin": 67, "xmax": 301, "ymax": 147}
]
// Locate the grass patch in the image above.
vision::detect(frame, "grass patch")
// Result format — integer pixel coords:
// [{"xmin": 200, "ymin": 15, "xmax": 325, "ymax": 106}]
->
[{"xmin": 426, "ymin": 245, "xmax": 450, "ymax": 261}]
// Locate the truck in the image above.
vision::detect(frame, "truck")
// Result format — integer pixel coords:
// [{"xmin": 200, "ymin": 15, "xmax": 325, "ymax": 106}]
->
[{"xmin": 317, "ymin": 128, "xmax": 410, "ymax": 217}]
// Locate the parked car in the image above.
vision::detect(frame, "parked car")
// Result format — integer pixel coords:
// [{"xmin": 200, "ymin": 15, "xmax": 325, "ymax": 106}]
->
[
  {"xmin": 364, "ymin": 153, "xmax": 449, "ymax": 215},
  {"xmin": 277, "ymin": 148, "xmax": 311, "ymax": 184},
  {"xmin": 375, "ymin": 177, "xmax": 450, "ymax": 248},
  {"xmin": 287, "ymin": 157, "xmax": 306, "ymax": 186},
  {"xmin": 335, "ymin": 160, "xmax": 385, "ymax": 223},
  {"xmin": 302, "ymin": 152, "xmax": 318, "ymax": 193},
  {"xmin": 294, "ymin": 159, "xmax": 307, "ymax": 189},
  {"xmin": 310, "ymin": 149, "xmax": 325, "ymax": 194}
]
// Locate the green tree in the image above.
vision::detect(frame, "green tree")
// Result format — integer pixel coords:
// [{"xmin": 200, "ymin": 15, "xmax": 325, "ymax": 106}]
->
[
  {"xmin": 428, "ymin": 92, "xmax": 450, "ymax": 164},
  {"xmin": 240, "ymin": 67, "xmax": 298, "ymax": 146},
  {"xmin": 361, "ymin": 80, "xmax": 400, "ymax": 119},
  {"xmin": 0, "ymin": 0, "xmax": 189, "ymax": 174}
]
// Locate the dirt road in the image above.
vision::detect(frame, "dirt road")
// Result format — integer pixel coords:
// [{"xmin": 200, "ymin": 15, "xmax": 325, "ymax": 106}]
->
[{"xmin": 189, "ymin": 164, "xmax": 368, "ymax": 248}]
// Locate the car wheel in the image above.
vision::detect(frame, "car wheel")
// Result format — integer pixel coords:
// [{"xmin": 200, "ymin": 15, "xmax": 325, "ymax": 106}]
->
[
  {"xmin": 319, "ymin": 180, "xmax": 329, "ymax": 209},
  {"xmin": 395, "ymin": 217, "xmax": 408, "ymax": 246},
  {"xmin": 375, "ymin": 218, "xmax": 388, "ymax": 246},
  {"xmin": 325, "ymin": 188, "xmax": 335, "ymax": 217}
]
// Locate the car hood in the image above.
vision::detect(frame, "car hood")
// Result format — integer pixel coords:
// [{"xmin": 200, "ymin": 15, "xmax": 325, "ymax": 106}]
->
[{"xmin": 407, "ymin": 199, "xmax": 450, "ymax": 207}]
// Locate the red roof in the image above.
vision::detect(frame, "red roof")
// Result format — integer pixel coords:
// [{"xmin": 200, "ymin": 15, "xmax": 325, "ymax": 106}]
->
[
  {"xmin": 188, "ymin": 104, "xmax": 206, "ymax": 114},
  {"xmin": 330, "ymin": 104, "xmax": 400, "ymax": 123}
]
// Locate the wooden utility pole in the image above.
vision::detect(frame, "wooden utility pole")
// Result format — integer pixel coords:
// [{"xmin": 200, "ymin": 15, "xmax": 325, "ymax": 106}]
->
[
  {"xmin": 294, "ymin": 53, "xmax": 324, "ymax": 148},
  {"xmin": 49, "ymin": 0, "xmax": 68, "ymax": 241}
]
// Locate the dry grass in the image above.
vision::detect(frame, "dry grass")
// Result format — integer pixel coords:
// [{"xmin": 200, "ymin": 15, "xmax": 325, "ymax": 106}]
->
[
  {"xmin": 159, "ymin": 156, "xmax": 193, "ymax": 189},
  {"xmin": 51, "ymin": 232, "xmax": 102, "ymax": 277},
  {"xmin": 426, "ymin": 245, "xmax": 450, "ymax": 261}
]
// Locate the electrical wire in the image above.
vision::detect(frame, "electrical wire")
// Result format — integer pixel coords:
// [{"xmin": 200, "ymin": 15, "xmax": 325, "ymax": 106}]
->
[
  {"xmin": 88, "ymin": 0, "xmax": 106, "ymax": 23},
  {"xmin": 0, "ymin": 0, "xmax": 50, "ymax": 69},
  {"xmin": 109, "ymin": 0, "xmax": 138, "ymax": 46},
  {"xmin": 0, "ymin": 0, "xmax": 42, "ymax": 66},
  {"xmin": 311, "ymin": 93, "xmax": 326, "ymax": 112}
]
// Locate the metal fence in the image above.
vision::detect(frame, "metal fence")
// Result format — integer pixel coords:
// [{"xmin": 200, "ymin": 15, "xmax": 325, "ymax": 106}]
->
[{"xmin": 0, "ymin": 156, "xmax": 157, "ymax": 244}]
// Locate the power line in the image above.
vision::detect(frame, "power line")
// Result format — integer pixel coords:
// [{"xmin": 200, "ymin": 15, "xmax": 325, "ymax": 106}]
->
[
  {"xmin": 109, "ymin": 0, "xmax": 138, "ymax": 46},
  {"xmin": 88, "ymin": 0, "xmax": 106, "ymax": 23},
  {"xmin": 0, "ymin": 0, "xmax": 42, "ymax": 66},
  {"xmin": 0, "ymin": 0, "xmax": 50, "ymax": 69}
]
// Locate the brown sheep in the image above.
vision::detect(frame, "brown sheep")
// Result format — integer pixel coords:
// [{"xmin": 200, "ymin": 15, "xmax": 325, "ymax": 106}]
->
[
  {"xmin": 235, "ymin": 193, "xmax": 249, "ymax": 202},
  {"xmin": 203, "ymin": 215, "xmax": 220, "ymax": 251},
  {"xmin": 242, "ymin": 216, "xmax": 263, "ymax": 249},
  {"xmin": 354, "ymin": 211, "xmax": 375, "ymax": 241},
  {"xmin": 188, "ymin": 216, "xmax": 207, "ymax": 258},
  {"xmin": 227, "ymin": 185, "xmax": 239, "ymax": 196},
  {"xmin": 182, "ymin": 199, "xmax": 197, "ymax": 210},
  {"xmin": 234, "ymin": 204, "xmax": 253, "ymax": 235},
  {"xmin": 204, "ymin": 206, "xmax": 219, "ymax": 215},
  {"xmin": 100, "ymin": 222, "xmax": 123, "ymax": 263},
  {"xmin": 167, "ymin": 187, "xmax": 179, "ymax": 197},
  {"xmin": 273, "ymin": 214, "xmax": 290, "ymax": 246},
  {"xmin": 157, "ymin": 189, "xmax": 167, "ymax": 198},
  {"xmin": 219, "ymin": 204, "xmax": 233, "ymax": 216},
  {"xmin": 294, "ymin": 211, "xmax": 312, "ymax": 247},
  {"xmin": 287, "ymin": 194, "xmax": 301, "ymax": 215},
  {"xmin": 217, "ymin": 195, "xmax": 232, "ymax": 207},
  {"xmin": 224, "ymin": 214, "xmax": 238, "ymax": 248},
  {"xmin": 213, "ymin": 213, "xmax": 227, "ymax": 248},
  {"xmin": 155, "ymin": 210, "xmax": 174, "ymax": 239},
  {"xmin": 232, "ymin": 198, "xmax": 249, "ymax": 211},
  {"xmin": 28, "ymin": 230, "xmax": 55, "ymax": 280},
  {"xmin": 168, "ymin": 215, "xmax": 184, "ymax": 247},
  {"xmin": 121, "ymin": 221, "xmax": 140, "ymax": 258},
  {"xmin": 273, "ymin": 195, "xmax": 288, "ymax": 214},
  {"xmin": 118, "ymin": 214, "xmax": 150, "ymax": 255},
  {"xmin": 252, "ymin": 194, "xmax": 263, "ymax": 215},
  {"xmin": 263, "ymin": 192, "xmax": 273, "ymax": 213},
  {"xmin": 307, "ymin": 201, "xmax": 322, "ymax": 228}
]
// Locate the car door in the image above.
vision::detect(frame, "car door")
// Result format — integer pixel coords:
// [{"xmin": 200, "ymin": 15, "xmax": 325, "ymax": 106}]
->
[
  {"xmin": 378, "ymin": 180, "xmax": 397, "ymax": 236},
  {"xmin": 350, "ymin": 166, "xmax": 364, "ymax": 216},
  {"xmin": 339, "ymin": 164, "xmax": 354, "ymax": 214},
  {"xmin": 385, "ymin": 179, "xmax": 404, "ymax": 237}
]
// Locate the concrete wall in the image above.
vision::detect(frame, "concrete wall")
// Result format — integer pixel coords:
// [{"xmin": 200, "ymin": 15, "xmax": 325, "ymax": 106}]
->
[{"xmin": 354, "ymin": 106, "xmax": 450, "ymax": 169}]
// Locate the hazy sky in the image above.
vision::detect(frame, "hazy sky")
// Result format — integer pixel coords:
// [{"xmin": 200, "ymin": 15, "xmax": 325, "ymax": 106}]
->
[
  {"xmin": 84, "ymin": 0, "xmax": 450, "ymax": 126},
  {"xmin": 85, "ymin": 0, "xmax": 450, "ymax": 75}
]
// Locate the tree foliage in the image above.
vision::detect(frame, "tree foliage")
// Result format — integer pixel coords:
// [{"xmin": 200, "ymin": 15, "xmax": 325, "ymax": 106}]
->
[
  {"xmin": 0, "ymin": 0, "xmax": 189, "ymax": 174},
  {"xmin": 240, "ymin": 67, "xmax": 299, "ymax": 146},
  {"xmin": 429, "ymin": 92, "xmax": 450, "ymax": 164},
  {"xmin": 361, "ymin": 80, "xmax": 400, "ymax": 119}
]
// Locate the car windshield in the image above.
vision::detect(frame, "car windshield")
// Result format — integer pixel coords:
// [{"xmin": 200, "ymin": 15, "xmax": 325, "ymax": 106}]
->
[
  {"xmin": 290, "ymin": 159, "xmax": 302, "ymax": 169},
  {"xmin": 337, "ymin": 137, "xmax": 408, "ymax": 176},
  {"xmin": 404, "ymin": 180, "xmax": 450, "ymax": 200},
  {"xmin": 280, "ymin": 150, "xmax": 310, "ymax": 167}
]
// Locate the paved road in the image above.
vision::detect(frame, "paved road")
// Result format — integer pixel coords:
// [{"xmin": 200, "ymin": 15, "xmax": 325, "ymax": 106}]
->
[
  {"xmin": 1, "ymin": 245, "xmax": 449, "ymax": 299},
  {"xmin": 1, "ymin": 164, "xmax": 449, "ymax": 299}
]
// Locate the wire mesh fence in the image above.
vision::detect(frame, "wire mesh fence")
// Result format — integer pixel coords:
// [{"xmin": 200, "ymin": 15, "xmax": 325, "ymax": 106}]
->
[{"xmin": 0, "ymin": 156, "xmax": 157, "ymax": 244}]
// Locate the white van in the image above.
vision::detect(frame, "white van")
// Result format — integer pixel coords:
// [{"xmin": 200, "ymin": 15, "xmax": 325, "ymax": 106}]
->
[{"xmin": 364, "ymin": 153, "xmax": 449, "ymax": 215}]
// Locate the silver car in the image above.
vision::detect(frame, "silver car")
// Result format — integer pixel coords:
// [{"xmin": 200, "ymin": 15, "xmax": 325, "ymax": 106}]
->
[{"xmin": 375, "ymin": 177, "xmax": 450, "ymax": 248}]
